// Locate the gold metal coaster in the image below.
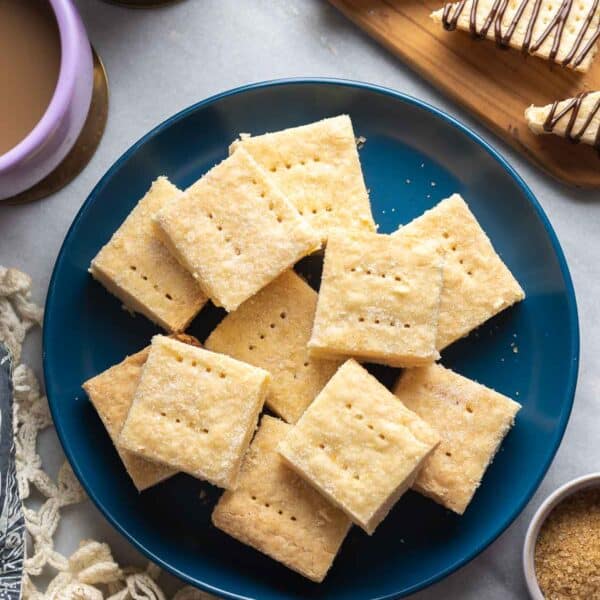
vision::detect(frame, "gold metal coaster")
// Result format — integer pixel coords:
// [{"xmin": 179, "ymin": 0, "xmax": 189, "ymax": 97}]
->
[{"xmin": 5, "ymin": 47, "xmax": 109, "ymax": 206}]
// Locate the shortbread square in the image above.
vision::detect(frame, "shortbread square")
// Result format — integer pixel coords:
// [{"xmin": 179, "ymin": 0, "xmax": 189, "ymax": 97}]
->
[
  {"xmin": 90, "ymin": 177, "xmax": 207, "ymax": 332},
  {"xmin": 431, "ymin": 0, "xmax": 600, "ymax": 72},
  {"xmin": 308, "ymin": 230, "xmax": 444, "ymax": 368},
  {"xmin": 82, "ymin": 334, "xmax": 201, "ymax": 491},
  {"xmin": 205, "ymin": 270, "xmax": 341, "ymax": 423},
  {"xmin": 154, "ymin": 149, "xmax": 321, "ymax": 312},
  {"xmin": 84, "ymin": 348, "xmax": 173, "ymax": 491},
  {"xmin": 394, "ymin": 194, "xmax": 525, "ymax": 350},
  {"xmin": 230, "ymin": 115, "xmax": 375, "ymax": 241},
  {"xmin": 212, "ymin": 416, "xmax": 351, "ymax": 582},
  {"xmin": 278, "ymin": 360, "xmax": 439, "ymax": 534},
  {"xmin": 393, "ymin": 364, "xmax": 521, "ymax": 514},
  {"xmin": 119, "ymin": 335, "xmax": 270, "ymax": 489}
]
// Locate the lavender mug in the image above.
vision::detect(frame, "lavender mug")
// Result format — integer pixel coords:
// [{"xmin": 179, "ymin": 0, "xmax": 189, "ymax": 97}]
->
[{"xmin": 0, "ymin": 0, "xmax": 94, "ymax": 200}]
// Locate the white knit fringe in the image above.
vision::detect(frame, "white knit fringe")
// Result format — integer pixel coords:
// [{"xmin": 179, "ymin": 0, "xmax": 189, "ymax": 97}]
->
[{"xmin": 1, "ymin": 267, "xmax": 213, "ymax": 600}]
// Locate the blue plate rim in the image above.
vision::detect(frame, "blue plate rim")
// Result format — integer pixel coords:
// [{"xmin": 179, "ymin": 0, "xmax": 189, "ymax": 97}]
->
[{"xmin": 43, "ymin": 77, "xmax": 580, "ymax": 600}]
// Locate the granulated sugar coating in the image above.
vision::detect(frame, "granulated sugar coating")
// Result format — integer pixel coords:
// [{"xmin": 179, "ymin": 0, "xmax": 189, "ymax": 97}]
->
[{"xmin": 535, "ymin": 487, "xmax": 600, "ymax": 599}]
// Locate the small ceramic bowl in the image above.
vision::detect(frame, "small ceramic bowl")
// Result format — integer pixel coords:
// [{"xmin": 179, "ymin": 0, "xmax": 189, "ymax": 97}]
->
[
  {"xmin": 523, "ymin": 472, "xmax": 600, "ymax": 599},
  {"xmin": 0, "ymin": 0, "xmax": 93, "ymax": 200}
]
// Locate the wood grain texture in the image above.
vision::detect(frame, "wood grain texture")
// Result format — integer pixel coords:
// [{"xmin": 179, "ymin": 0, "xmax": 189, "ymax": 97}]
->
[{"xmin": 330, "ymin": 0, "xmax": 600, "ymax": 188}]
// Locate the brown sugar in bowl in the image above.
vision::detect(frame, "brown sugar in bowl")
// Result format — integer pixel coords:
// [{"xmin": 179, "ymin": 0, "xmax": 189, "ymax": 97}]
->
[{"xmin": 523, "ymin": 473, "xmax": 600, "ymax": 599}]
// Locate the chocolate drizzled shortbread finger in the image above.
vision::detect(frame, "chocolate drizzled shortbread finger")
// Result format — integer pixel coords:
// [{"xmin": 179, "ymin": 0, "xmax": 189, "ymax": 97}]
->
[
  {"xmin": 525, "ymin": 91, "xmax": 600, "ymax": 149},
  {"xmin": 432, "ymin": 0, "xmax": 600, "ymax": 72}
]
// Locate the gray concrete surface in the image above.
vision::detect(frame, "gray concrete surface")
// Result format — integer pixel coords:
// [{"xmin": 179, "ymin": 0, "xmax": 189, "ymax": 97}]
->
[{"xmin": 1, "ymin": 1, "xmax": 598, "ymax": 598}]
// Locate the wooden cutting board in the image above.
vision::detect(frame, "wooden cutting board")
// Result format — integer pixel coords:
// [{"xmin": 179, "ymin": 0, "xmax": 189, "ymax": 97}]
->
[{"xmin": 330, "ymin": 0, "xmax": 600, "ymax": 188}]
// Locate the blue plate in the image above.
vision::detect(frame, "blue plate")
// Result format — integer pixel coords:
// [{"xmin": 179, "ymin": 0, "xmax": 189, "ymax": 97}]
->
[{"xmin": 43, "ymin": 80, "xmax": 579, "ymax": 600}]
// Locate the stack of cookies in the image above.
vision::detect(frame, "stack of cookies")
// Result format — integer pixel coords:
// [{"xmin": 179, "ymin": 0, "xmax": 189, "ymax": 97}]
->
[{"xmin": 83, "ymin": 115, "xmax": 524, "ymax": 583}]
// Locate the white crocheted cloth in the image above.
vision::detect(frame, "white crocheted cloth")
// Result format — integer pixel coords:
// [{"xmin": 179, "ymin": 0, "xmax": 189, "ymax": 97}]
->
[{"xmin": 0, "ymin": 267, "xmax": 214, "ymax": 600}]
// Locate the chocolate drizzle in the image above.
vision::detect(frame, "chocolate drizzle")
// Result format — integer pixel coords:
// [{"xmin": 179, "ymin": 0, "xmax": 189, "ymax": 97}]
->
[
  {"xmin": 543, "ymin": 92, "xmax": 600, "ymax": 149},
  {"xmin": 442, "ymin": 0, "xmax": 600, "ymax": 68}
]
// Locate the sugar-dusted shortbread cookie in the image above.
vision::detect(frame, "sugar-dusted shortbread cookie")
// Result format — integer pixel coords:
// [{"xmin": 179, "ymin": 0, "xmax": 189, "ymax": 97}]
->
[
  {"xmin": 231, "ymin": 115, "xmax": 375, "ymax": 241},
  {"xmin": 206, "ymin": 270, "xmax": 340, "ymax": 423},
  {"xmin": 395, "ymin": 194, "xmax": 524, "ymax": 350},
  {"xmin": 119, "ymin": 335, "xmax": 270, "ymax": 489},
  {"xmin": 278, "ymin": 360, "xmax": 439, "ymax": 534},
  {"xmin": 308, "ymin": 230, "xmax": 444, "ymax": 367},
  {"xmin": 82, "ymin": 334, "xmax": 201, "ymax": 491},
  {"xmin": 212, "ymin": 416, "xmax": 351, "ymax": 582},
  {"xmin": 526, "ymin": 91, "xmax": 600, "ymax": 149},
  {"xmin": 393, "ymin": 364, "xmax": 521, "ymax": 514},
  {"xmin": 90, "ymin": 177, "xmax": 207, "ymax": 332},
  {"xmin": 432, "ymin": 0, "xmax": 600, "ymax": 72},
  {"xmin": 155, "ymin": 148, "xmax": 321, "ymax": 312}
]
